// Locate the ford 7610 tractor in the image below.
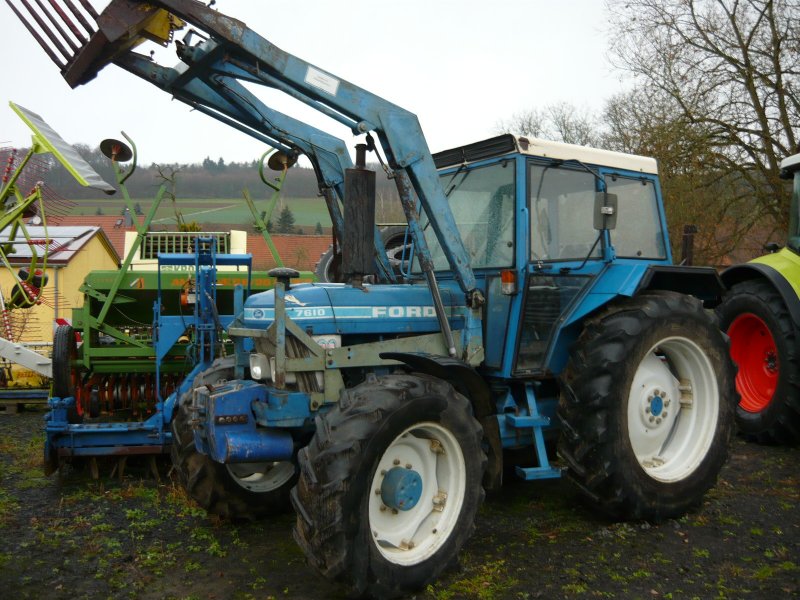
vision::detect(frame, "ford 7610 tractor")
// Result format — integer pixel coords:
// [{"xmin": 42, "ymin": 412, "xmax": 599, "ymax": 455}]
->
[{"xmin": 9, "ymin": 1, "xmax": 736, "ymax": 596}]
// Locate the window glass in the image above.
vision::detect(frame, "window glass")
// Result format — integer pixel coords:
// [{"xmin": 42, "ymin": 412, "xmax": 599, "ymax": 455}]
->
[
  {"xmin": 529, "ymin": 164, "xmax": 600, "ymax": 261},
  {"xmin": 607, "ymin": 177, "xmax": 666, "ymax": 259},
  {"xmin": 420, "ymin": 161, "xmax": 516, "ymax": 270}
]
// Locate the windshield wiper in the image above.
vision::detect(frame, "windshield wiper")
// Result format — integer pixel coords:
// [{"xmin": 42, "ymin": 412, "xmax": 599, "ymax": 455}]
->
[
  {"xmin": 444, "ymin": 163, "xmax": 472, "ymax": 197},
  {"xmin": 559, "ymin": 233, "xmax": 602, "ymax": 274}
]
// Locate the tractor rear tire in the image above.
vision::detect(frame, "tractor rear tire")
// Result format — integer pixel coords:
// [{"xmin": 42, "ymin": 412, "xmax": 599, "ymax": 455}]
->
[
  {"xmin": 292, "ymin": 373, "xmax": 486, "ymax": 598},
  {"xmin": 314, "ymin": 245, "xmax": 341, "ymax": 283},
  {"xmin": 52, "ymin": 324, "xmax": 81, "ymax": 424},
  {"xmin": 314, "ymin": 226, "xmax": 409, "ymax": 283},
  {"xmin": 716, "ymin": 279, "xmax": 800, "ymax": 444},
  {"xmin": 170, "ymin": 360, "xmax": 297, "ymax": 520},
  {"xmin": 557, "ymin": 291, "xmax": 735, "ymax": 521}
]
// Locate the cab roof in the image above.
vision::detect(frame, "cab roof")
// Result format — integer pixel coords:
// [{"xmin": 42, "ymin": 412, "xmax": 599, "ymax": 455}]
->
[{"xmin": 433, "ymin": 134, "xmax": 659, "ymax": 175}]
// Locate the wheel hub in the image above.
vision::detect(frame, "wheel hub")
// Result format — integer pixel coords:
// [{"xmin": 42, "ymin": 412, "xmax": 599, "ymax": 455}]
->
[
  {"xmin": 380, "ymin": 466, "xmax": 423, "ymax": 511},
  {"xmin": 640, "ymin": 387, "xmax": 671, "ymax": 429},
  {"xmin": 765, "ymin": 350, "xmax": 778, "ymax": 373}
]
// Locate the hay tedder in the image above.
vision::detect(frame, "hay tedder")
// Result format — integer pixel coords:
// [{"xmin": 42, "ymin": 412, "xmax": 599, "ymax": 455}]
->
[
  {"xmin": 1, "ymin": 101, "xmax": 114, "ymax": 403},
  {"xmin": 9, "ymin": 1, "xmax": 738, "ymax": 596}
]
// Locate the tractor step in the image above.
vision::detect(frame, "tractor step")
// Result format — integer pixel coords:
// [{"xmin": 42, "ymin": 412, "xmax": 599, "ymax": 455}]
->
[
  {"xmin": 505, "ymin": 413, "xmax": 550, "ymax": 428},
  {"xmin": 514, "ymin": 464, "xmax": 562, "ymax": 480},
  {"xmin": 505, "ymin": 386, "xmax": 563, "ymax": 481}
]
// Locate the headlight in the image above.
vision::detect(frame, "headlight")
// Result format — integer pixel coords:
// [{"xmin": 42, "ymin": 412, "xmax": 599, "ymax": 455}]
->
[{"xmin": 249, "ymin": 353, "xmax": 269, "ymax": 380}]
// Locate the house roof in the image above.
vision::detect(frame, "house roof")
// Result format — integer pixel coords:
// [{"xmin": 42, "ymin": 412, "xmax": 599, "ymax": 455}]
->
[
  {"xmin": 57, "ymin": 214, "xmax": 142, "ymax": 259},
  {"xmin": 0, "ymin": 225, "xmax": 119, "ymax": 265},
  {"xmin": 247, "ymin": 234, "xmax": 331, "ymax": 272}
]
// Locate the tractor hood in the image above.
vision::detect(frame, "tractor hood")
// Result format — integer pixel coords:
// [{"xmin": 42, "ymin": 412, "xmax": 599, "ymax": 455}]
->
[{"xmin": 241, "ymin": 282, "xmax": 466, "ymax": 335}]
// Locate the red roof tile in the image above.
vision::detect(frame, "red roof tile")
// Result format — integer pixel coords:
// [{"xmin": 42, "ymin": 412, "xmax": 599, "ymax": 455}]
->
[{"xmin": 247, "ymin": 234, "xmax": 332, "ymax": 272}]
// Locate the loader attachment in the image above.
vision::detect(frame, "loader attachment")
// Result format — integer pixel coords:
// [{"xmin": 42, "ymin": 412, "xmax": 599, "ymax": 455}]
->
[{"xmin": 5, "ymin": 0, "xmax": 183, "ymax": 87}]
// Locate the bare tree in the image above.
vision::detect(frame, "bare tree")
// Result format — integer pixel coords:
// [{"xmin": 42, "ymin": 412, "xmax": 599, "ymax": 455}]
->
[
  {"xmin": 606, "ymin": 0, "xmax": 800, "ymax": 249},
  {"xmin": 600, "ymin": 86, "xmax": 756, "ymax": 263},
  {"xmin": 495, "ymin": 108, "xmax": 547, "ymax": 138},
  {"xmin": 496, "ymin": 103, "xmax": 599, "ymax": 145}
]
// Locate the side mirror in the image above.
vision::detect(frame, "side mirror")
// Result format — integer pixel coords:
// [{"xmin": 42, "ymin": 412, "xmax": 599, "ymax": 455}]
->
[{"xmin": 594, "ymin": 192, "xmax": 618, "ymax": 231}]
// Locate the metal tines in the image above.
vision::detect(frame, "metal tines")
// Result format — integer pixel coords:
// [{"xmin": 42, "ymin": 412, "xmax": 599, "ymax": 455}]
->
[{"xmin": 5, "ymin": 0, "xmax": 100, "ymax": 71}]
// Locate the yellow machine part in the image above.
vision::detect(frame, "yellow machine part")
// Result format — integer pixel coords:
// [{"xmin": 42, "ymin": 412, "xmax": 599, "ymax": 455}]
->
[
  {"xmin": 2, "ymin": 363, "xmax": 48, "ymax": 389},
  {"xmin": 139, "ymin": 11, "xmax": 185, "ymax": 46},
  {"xmin": 751, "ymin": 247, "xmax": 800, "ymax": 300}
]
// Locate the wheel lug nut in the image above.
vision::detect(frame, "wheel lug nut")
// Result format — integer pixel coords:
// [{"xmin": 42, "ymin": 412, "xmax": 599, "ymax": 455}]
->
[
  {"xmin": 405, "ymin": 463, "xmax": 412, "ymax": 469},
  {"xmin": 656, "ymin": 418, "xmax": 662, "ymax": 424},
  {"xmin": 663, "ymin": 412, "xmax": 668, "ymax": 418},
  {"xmin": 649, "ymin": 416, "xmax": 655, "ymax": 423},
  {"xmin": 660, "ymin": 391, "xmax": 666, "ymax": 398},
  {"xmin": 646, "ymin": 407, "xmax": 651, "ymax": 414},
  {"xmin": 393, "ymin": 459, "xmax": 400, "ymax": 466}
]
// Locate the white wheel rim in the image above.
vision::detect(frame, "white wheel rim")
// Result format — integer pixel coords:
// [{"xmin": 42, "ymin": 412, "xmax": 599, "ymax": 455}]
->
[
  {"xmin": 368, "ymin": 422, "xmax": 466, "ymax": 566},
  {"xmin": 627, "ymin": 336, "xmax": 719, "ymax": 483},
  {"xmin": 226, "ymin": 461, "xmax": 295, "ymax": 492}
]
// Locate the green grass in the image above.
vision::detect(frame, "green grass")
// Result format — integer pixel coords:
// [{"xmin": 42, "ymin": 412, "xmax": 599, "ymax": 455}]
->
[{"xmin": 70, "ymin": 197, "xmax": 333, "ymax": 229}]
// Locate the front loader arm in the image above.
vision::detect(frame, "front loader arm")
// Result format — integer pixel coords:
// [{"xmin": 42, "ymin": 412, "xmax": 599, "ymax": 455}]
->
[
  {"xmin": 114, "ymin": 49, "xmax": 352, "ymax": 243},
  {"xmin": 7, "ymin": 0, "xmax": 477, "ymax": 294}
]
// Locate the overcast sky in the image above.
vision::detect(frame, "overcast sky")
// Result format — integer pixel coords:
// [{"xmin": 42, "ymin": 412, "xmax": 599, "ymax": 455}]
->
[{"xmin": 0, "ymin": 0, "xmax": 627, "ymax": 166}]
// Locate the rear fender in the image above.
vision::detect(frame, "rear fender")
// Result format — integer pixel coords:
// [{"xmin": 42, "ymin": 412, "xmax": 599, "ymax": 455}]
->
[
  {"xmin": 721, "ymin": 261, "xmax": 800, "ymax": 328},
  {"xmin": 549, "ymin": 264, "xmax": 724, "ymax": 374}
]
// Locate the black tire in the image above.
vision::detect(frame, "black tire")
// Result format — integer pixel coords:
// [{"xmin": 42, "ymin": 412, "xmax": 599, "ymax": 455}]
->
[
  {"xmin": 52, "ymin": 324, "xmax": 81, "ymax": 424},
  {"xmin": 314, "ymin": 226, "xmax": 410, "ymax": 283},
  {"xmin": 292, "ymin": 373, "xmax": 486, "ymax": 598},
  {"xmin": 314, "ymin": 245, "xmax": 341, "ymax": 283},
  {"xmin": 717, "ymin": 279, "xmax": 800, "ymax": 444},
  {"xmin": 170, "ymin": 359, "xmax": 297, "ymax": 519},
  {"xmin": 379, "ymin": 225, "xmax": 411, "ymax": 276},
  {"xmin": 557, "ymin": 291, "xmax": 735, "ymax": 521}
]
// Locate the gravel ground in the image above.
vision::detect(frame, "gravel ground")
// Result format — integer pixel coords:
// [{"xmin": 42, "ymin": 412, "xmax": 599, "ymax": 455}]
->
[{"xmin": 0, "ymin": 407, "xmax": 798, "ymax": 599}]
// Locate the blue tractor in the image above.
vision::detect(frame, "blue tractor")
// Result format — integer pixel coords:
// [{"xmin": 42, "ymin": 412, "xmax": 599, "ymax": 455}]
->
[{"xmin": 10, "ymin": 1, "xmax": 735, "ymax": 596}]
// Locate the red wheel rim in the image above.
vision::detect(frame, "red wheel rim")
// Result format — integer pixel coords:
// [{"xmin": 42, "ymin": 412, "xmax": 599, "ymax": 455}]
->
[{"xmin": 728, "ymin": 313, "xmax": 778, "ymax": 413}]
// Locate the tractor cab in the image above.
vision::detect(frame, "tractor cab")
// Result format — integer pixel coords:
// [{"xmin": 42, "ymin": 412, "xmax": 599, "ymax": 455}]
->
[{"xmin": 417, "ymin": 134, "xmax": 672, "ymax": 377}]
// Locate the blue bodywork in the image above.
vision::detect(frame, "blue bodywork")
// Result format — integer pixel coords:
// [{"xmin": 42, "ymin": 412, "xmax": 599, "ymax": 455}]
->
[{"xmin": 198, "ymin": 145, "xmax": 682, "ymax": 483}]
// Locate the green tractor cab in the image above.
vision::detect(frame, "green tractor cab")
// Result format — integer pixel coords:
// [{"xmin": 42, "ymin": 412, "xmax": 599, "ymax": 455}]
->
[{"xmin": 718, "ymin": 152, "xmax": 800, "ymax": 444}]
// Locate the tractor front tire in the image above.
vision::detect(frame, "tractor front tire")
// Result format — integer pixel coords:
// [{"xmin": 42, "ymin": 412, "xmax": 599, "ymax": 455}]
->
[
  {"xmin": 292, "ymin": 373, "xmax": 486, "ymax": 598},
  {"xmin": 558, "ymin": 291, "xmax": 735, "ymax": 520},
  {"xmin": 717, "ymin": 279, "xmax": 800, "ymax": 444},
  {"xmin": 170, "ymin": 361, "xmax": 296, "ymax": 520}
]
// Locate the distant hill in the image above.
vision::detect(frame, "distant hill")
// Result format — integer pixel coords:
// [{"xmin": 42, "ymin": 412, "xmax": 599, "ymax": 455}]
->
[
  {"xmin": 34, "ymin": 144, "xmax": 404, "ymax": 229},
  {"xmin": 37, "ymin": 144, "xmax": 397, "ymax": 206}
]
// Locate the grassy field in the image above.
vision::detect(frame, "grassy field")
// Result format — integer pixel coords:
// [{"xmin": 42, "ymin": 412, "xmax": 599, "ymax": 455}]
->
[{"xmin": 71, "ymin": 197, "xmax": 333, "ymax": 229}]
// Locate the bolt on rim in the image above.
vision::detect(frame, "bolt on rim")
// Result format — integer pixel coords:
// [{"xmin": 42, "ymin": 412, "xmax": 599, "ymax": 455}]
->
[
  {"xmin": 368, "ymin": 422, "xmax": 466, "ymax": 566},
  {"xmin": 627, "ymin": 336, "xmax": 719, "ymax": 483}
]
